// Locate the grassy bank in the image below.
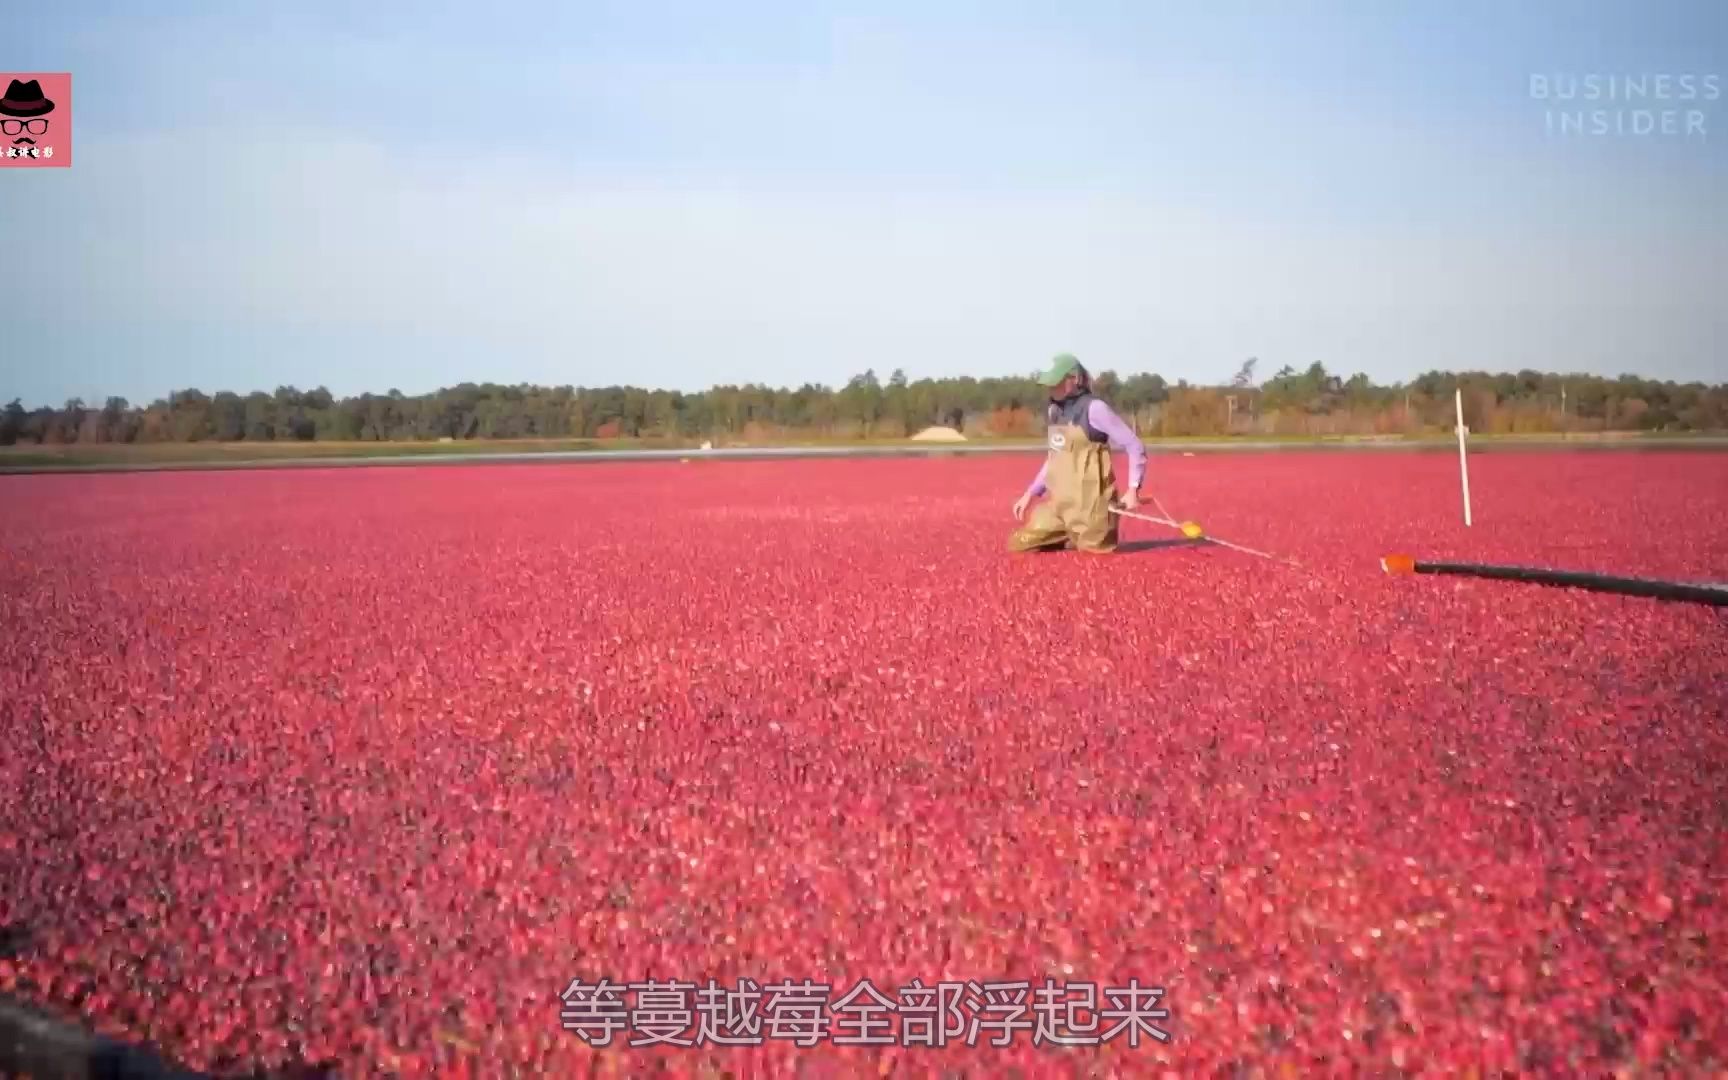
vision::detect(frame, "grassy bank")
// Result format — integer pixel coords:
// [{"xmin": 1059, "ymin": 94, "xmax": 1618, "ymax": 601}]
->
[
  {"xmin": 0, "ymin": 435, "xmax": 1022, "ymax": 469},
  {"xmin": 1, "ymin": 430, "xmax": 1724, "ymax": 473}
]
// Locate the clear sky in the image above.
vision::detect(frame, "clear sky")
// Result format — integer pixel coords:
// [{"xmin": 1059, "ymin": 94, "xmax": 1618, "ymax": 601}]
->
[{"xmin": 4, "ymin": 0, "xmax": 1725, "ymax": 407}]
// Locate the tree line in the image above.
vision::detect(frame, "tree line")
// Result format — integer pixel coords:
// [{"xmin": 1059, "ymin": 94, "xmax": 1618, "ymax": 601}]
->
[{"xmin": 3, "ymin": 362, "xmax": 1724, "ymax": 445}]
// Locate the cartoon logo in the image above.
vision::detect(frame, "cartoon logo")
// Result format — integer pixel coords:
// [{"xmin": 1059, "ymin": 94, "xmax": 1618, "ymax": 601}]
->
[
  {"xmin": 1048, "ymin": 431, "xmax": 1067, "ymax": 450},
  {"xmin": 0, "ymin": 74, "xmax": 72, "ymax": 169}
]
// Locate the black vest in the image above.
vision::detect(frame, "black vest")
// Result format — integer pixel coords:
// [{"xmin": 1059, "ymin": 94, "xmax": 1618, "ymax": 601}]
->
[{"xmin": 1047, "ymin": 392, "xmax": 1107, "ymax": 444}]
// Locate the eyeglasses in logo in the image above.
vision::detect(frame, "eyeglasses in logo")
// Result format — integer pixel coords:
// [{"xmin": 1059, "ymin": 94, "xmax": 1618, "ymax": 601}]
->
[{"xmin": 0, "ymin": 74, "xmax": 72, "ymax": 168}]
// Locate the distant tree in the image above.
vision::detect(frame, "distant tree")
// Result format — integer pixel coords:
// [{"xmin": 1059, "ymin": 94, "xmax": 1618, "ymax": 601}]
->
[
  {"xmin": 52, "ymin": 399, "xmax": 89, "ymax": 443},
  {"xmin": 1, "ymin": 399, "xmax": 25, "ymax": 445},
  {"xmin": 839, "ymin": 370, "xmax": 885, "ymax": 434},
  {"xmin": 1117, "ymin": 373, "xmax": 1169, "ymax": 408},
  {"xmin": 211, "ymin": 392, "xmax": 246, "ymax": 441},
  {"xmin": 21, "ymin": 406, "xmax": 53, "ymax": 443}
]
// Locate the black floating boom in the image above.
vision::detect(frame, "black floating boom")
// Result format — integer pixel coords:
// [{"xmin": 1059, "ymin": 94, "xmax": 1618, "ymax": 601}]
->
[
  {"xmin": 0, "ymin": 992, "xmax": 207, "ymax": 1080},
  {"xmin": 1409, "ymin": 560, "xmax": 1728, "ymax": 607},
  {"xmin": 0, "ymin": 992, "xmax": 338, "ymax": 1080}
]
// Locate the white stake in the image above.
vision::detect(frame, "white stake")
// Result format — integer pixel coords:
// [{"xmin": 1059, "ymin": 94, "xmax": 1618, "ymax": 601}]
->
[{"xmin": 1455, "ymin": 387, "xmax": 1473, "ymax": 527}]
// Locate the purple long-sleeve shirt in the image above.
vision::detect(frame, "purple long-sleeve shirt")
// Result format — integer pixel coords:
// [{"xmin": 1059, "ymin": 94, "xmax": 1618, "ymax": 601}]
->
[{"xmin": 1026, "ymin": 398, "xmax": 1147, "ymax": 499}]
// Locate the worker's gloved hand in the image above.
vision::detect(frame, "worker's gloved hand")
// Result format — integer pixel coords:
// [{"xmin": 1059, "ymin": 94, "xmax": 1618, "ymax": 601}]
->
[
  {"xmin": 1117, "ymin": 489, "xmax": 1140, "ymax": 512},
  {"xmin": 1012, "ymin": 493, "xmax": 1032, "ymax": 521}
]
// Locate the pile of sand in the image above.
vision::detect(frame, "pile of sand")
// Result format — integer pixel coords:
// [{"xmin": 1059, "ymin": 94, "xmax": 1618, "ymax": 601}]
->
[{"xmin": 909, "ymin": 426, "xmax": 967, "ymax": 443}]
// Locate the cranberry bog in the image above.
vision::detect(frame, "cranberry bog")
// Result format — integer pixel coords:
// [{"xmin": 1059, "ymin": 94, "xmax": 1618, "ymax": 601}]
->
[{"xmin": 2, "ymin": 449, "xmax": 1725, "ymax": 1076}]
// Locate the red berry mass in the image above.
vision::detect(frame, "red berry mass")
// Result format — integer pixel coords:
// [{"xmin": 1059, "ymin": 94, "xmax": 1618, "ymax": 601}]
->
[{"xmin": 1, "ymin": 451, "xmax": 1725, "ymax": 1075}]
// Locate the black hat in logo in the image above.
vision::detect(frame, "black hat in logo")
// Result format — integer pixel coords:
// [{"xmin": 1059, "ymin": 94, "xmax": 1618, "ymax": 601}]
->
[{"xmin": 0, "ymin": 79, "xmax": 55, "ymax": 118}]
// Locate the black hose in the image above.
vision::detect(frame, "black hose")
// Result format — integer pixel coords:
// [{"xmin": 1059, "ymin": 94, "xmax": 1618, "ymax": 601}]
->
[
  {"xmin": 0, "ymin": 993, "xmax": 208, "ymax": 1080},
  {"xmin": 1412, "ymin": 561, "xmax": 1728, "ymax": 607},
  {"xmin": 0, "ymin": 993, "xmax": 337, "ymax": 1080}
]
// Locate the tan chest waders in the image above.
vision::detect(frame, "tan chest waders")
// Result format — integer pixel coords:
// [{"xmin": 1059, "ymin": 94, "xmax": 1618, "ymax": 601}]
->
[{"xmin": 1009, "ymin": 422, "xmax": 1119, "ymax": 554}]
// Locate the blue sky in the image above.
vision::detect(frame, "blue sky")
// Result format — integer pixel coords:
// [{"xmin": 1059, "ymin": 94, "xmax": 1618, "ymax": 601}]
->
[{"xmin": 4, "ymin": 0, "xmax": 1725, "ymax": 407}]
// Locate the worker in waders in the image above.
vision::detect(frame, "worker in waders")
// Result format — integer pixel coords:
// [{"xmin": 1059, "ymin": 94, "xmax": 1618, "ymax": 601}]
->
[{"xmin": 1010, "ymin": 353, "xmax": 1148, "ymax": 555}]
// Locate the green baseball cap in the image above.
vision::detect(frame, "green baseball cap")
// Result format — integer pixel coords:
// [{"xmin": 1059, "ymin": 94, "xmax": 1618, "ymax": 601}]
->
[{"xmin": 1035, "ymin": 352, "xmax": 1081, "ymax": 387}]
